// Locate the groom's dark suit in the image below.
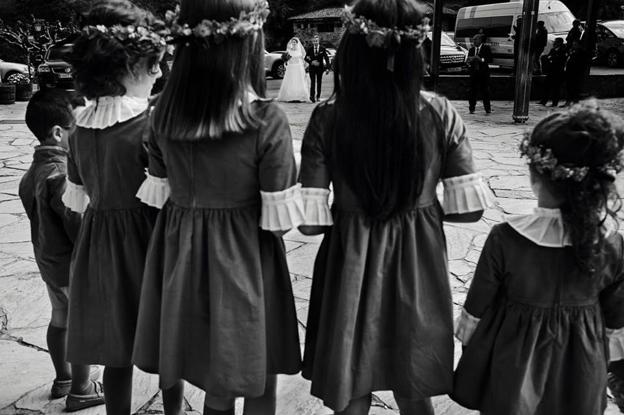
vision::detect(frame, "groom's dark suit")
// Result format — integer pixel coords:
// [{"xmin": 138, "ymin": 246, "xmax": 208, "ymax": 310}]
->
[{"xmin": 305, "ymin": 44, "xmax": 331, "ymax": 102}]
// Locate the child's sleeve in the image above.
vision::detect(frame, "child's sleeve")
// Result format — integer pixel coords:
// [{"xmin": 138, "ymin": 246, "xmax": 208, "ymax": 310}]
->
[
  {"xmin": 438, "ymin": 97, "xmax": 495, "ymax": 215},
  {"xmin": 61, "ymin": 137, "xmax": 89, "ymax": 214},
  {"xmin": 601, "ymin": 238, "xmax": 624, "ymax": 362},
  {"xmin": 297, "ymin": 105, "xmax": 333, "ymax": 227},
  {"xmin": 455, "ymin": 226, "xmax": 504, "ymax": 346},
  {"xmin": 135, "ymin": 122, "xmax": 170, "ymax": 209},
  {"xmin": 49, "ymin": 174, "xmax": 81, "ymax": 241},
  {"xmin": 257, "ymin": 104, "xmax": 305, "ymax": 232}
]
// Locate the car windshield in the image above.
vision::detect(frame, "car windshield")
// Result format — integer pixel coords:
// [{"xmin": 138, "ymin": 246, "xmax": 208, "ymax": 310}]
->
[
  {"xmin": 427, "ymin": 31, "xmax": 457, "ymax": 47},
  {"xmin": 47, "ymin": 45, "xmax": 72, "ymax": 61},
  {"xmin": 539, "ymin": 11, "xmax": 576, "ymax": 34},
  {"xmin": 605, "ymin": 23, "xmax": 624, "ymax": 38}
]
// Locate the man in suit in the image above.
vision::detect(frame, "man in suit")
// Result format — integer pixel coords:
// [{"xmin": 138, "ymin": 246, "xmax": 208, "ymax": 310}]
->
[
  {"xmin": 305, "ymin": 34, "xmax": 331, "ymax": 103},
  {"xmin": 467, "ymin": 34, "xmax": 492, "ymax": 114},
  {"xmin": 532, "ymin": 21, "xmax": 548, "ymax": 74}
]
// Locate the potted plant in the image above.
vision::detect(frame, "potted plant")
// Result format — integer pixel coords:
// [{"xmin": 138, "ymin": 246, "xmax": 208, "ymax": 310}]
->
[
  {"xmin": 0, "ymin": 80, "xmax": 16, "ymax": 105},
  {"xmin": 6, "ymin": 73, "xmax": 33, "ymax": 101}
]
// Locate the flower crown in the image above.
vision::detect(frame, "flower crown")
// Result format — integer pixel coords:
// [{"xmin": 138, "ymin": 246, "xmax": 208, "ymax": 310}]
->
[
  {"xmin": 165, "ymin": 1, "xmax": 270, "ymax": 45},
  {"xmin": 519, "ymin": 136, "xmax": 624, "ymax": 182},
  {"xmin": 81, "ymin": 24, "xmax": 167, "ymax": 49},
  {"xmin": 341, "ymin": 5, "xmax": 430, "ymax": 49}
]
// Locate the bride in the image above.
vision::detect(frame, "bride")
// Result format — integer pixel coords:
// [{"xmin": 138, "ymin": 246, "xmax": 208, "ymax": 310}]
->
[{"xmin": 277, "ymin": 37, "xmax": 310, "ymax": 102}]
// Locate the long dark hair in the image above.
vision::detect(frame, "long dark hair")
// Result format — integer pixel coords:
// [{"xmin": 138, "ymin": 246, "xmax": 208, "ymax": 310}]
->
[
  {"xmin": 529, "ymin": 101, "xmax": 624, "ymax": 273},
  {"xmin": 331, "ymin": 0, "xmax": 428, "ymax": 221},
  {"xmin": 70, "ymin": 0, "xmax": 163, "ymax": 99},
  {"xmin": 152, "ymin": 0, "xmax": 266, "ymax": 141}
]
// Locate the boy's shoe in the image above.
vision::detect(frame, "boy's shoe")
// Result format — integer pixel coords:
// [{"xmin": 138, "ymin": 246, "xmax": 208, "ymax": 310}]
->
[
  {"xmin": 50, "ymin": 366, "xmax": 101, "ymax": 399},
  {"xmin": 65, "ymin": 380, "xmax": 105, "ymax": 412},
  {"xmin": 608, "ymin": 372, "xmax": 624, "ymax": 412}
]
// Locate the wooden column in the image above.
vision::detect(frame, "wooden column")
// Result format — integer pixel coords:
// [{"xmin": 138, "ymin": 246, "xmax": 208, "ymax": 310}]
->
[
  {"xmin": 512, "ymin": 0, "xmax": 540, "ymax": 123},
  {"xmin": 430, "ymin": 0, "xmax": 444, "ymax": 92}
]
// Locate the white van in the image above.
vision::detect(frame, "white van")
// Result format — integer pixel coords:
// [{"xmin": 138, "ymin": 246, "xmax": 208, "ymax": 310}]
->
[{"xmin": 454, "ymin": 1, "xmax": 576, "ymax": 68}]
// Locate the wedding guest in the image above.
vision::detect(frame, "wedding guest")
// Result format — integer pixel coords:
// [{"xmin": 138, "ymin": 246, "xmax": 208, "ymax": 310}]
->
[
  {"xmin": 305, "ymin": 34, "xmax": 330, "ymax": 103},
  {"xmin": 539, "ymin": 37, "xmax": 566, "ymax": 106},
  {"xmin": 19, "ymin": 89, "xmax": 103, "ymax": 412},
  {"xmin": 562, "ymin": 39, "xmax": 587, "ymax": 106},
  {"xmin": 453, "ymin": 101, "xmax": 624, "ymax": 415},
  {"xmin": 298, "ymin": 0, "xmax": 493, "ymax": 413},
  {"xmin": 132, "ymin": 1, "xmax": 303, "ymax": 414},
  {"xmin": 566, "ymin": 19, "xmax": 583, "ymax": 49},
  {"xmin": 532, "ymin": 20, "xmax": 548, "ymax": 74},
  {"xmin": 467, "ymin": 34, "xmax": 492, "ymax": 114},
  {"xmin": 62, "ymin": 1, "xmax": 165, "ymax": 413}
]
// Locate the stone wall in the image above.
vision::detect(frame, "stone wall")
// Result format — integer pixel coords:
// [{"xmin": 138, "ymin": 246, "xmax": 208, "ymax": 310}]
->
[{"xmin": 292, "ymin": 23, "xmax": 345, "ymax": 48}]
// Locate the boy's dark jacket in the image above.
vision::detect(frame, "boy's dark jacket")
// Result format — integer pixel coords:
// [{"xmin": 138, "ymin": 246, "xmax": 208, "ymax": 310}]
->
[{"xmin": 19, "ymin": 145, "xmax": 81, "ymax": 287}]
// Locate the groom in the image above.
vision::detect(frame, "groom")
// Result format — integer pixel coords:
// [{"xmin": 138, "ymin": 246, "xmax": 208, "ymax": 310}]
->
[{"xmin": 305, "ymin": 34, "xmax": 330, "ymax": 103}]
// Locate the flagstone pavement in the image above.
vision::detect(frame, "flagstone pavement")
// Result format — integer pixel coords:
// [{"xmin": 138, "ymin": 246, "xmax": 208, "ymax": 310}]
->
[{"xmin": 0, "ymin": 81, "xmax": 623, "ymax": 414}]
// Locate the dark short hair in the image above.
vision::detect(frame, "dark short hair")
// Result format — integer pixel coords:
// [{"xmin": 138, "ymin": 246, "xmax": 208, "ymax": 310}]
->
[
  {"xmin": 25, "ymin": 89, "xmax": 75, "ymax": 142},
  {"xmin": 70, "ymin": 0, "xmax": 164, "ymax": 99}
]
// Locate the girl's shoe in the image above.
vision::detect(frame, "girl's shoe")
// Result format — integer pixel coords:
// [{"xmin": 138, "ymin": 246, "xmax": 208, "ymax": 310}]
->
[
  {"xmin": 50, "ymin": 366, "xmax": 101, "ymax": 399},
  {"xmin": 65, "ymin": 380, "xmax": 105, "ymax": 412}
]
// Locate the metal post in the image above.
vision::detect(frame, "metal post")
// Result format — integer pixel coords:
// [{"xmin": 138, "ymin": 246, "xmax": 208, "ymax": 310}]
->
[
  {"xmin": 430, "ymin": 0, "xmax": 443, "ymax": 92},
  {"xmin": 512, "ymin": 0, "xmax": 539, "ymax": 123},
  {"xmin": 583, "ymin": 0, "xmax": 600, "ymax": 93}
]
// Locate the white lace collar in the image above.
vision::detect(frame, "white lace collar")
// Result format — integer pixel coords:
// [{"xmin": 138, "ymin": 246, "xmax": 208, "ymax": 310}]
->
[
  {"xmin": 507, "ymin": 207, "xmax": 617, "ymax": 248},
  {"xmin": 75, "ymin": 95, "xmax": 148, "ymax": 129}
]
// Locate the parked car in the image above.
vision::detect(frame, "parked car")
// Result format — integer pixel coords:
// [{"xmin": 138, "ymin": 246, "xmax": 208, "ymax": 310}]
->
[
  {"xmin": 423, "ymin": 31, "xmax": 468, "ymax": 73},
  {"xmin": 37, "ymin": 40, "xmax": 74, "ymax": 90},
  {"xmin": 0, "ymin": 59, "xmax": 32, "ymax": 82},
  {"xmin": 596, "ymin": 20, "xmax": 624, "ymax": 67},
  {"xmin": 265, "ymin": 50, "xmax": 286, "ymax": 79}
]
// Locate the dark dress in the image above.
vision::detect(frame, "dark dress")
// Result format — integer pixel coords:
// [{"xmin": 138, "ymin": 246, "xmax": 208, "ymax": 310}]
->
[
  {"xmin": 299, "ymin": 92, "xmax": 492, "ymax": 411},
  {"xmin": 65, "ymin": 110, "xmax": 157, "ymax": 367},
  {"xmin": 452, "ymin": 221, "xmax": 624, "ymax": 415},
  {"xmin": 133, "ymin": 100, "xmax": 302, "ymax": 398}
]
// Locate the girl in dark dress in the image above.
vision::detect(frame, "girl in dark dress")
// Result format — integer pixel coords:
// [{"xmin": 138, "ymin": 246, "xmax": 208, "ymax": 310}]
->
[
  {"xmin": 298, "ymin": 0, "xmax": 493, "ymax": 413},
  {"xmin": 453, "ymin": 102, "xmax": 624, "ymax": 415},
  {"xmin": 62, "ymin": 1, "xmax": 165, "ymax": 413},
  {"xmin": 132, "ymin": 1, "xmax": 303, "ymax": 414}
]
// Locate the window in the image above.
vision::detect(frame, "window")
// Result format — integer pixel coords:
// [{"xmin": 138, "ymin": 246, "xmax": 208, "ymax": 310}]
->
[
  {"xmin": 317, "ymin": 23, "xmax": 334, "ymax": 33},
  {"xmin": 455, "ymin": 16, "xmax": 514, "ymax": 39}
]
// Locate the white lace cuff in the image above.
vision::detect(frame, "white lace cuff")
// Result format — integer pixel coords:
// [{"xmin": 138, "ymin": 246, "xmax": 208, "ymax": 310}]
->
[
  {"xmin": 455, "ymin": 308, "xmax": 481, "ymax": 346},
  {"xmin": 607, "ymin": 327, "xmax": 624, "ymax": 361},
  {"xmin": 301, "ymin": 187, "xmax": 333, "ymax": 226},
  {"xmin": 136, "ymin": 174, "xmax": 170, "ymax": 209},
  {"xmin": 260, "ymin": 184, "xmax": 305, "ymax": 231},
  {"xmin": 442, "ymin": 173, "xmax": 495, "ymax": 214},
  {"xmin": 62, "ymin": 179, "xmax": 89, "ymax": 213}
]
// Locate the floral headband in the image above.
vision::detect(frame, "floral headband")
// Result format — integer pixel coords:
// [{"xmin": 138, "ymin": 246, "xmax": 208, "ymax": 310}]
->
[
  {"xmin": 342, "ymin": 6, "xmax": 429, "ymax": 71},
  {"xmin": 81, "ymin": 24, "xmax": 167, "ymax": 50},
  {"xmin": 519, "ymin": 136, "xmax": 624, "ymax": 182},
  {"xmin": 165, "ymin": 0, "xmax": 270, "ymax": 46}
]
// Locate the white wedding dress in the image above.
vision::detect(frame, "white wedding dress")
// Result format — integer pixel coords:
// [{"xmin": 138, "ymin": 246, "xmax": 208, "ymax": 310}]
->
[{"xmin": 277, "ymin": 39, "xmax": 310, "ymax": 102}]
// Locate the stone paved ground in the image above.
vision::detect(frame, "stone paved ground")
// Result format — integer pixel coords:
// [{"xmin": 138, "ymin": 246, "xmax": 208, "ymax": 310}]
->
[{"xmin": 0, "ymin": 77, "xmax": 623, "ymax": 414}]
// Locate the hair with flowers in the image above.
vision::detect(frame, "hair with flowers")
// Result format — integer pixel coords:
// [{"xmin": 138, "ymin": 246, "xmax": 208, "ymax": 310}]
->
[
  {"xmin": 81, "ymin": 23, "xmax": 168, "ymax": 50},
  {"xmin": 341, "ymin": 5, "xmax": 430, "ymax": 49},
  {"xmin": 522, "ymin": 101, "xmax": 624, "ymax": 274},
  {"xmin": 165, "ymin": 0, "xmax": 269, "ymax": 45}
]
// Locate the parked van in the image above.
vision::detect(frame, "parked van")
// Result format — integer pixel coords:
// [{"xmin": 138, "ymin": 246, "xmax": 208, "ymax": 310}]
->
[{"xmin": 455, "ymin": 1, "xmax": 576, "ymax": 68}]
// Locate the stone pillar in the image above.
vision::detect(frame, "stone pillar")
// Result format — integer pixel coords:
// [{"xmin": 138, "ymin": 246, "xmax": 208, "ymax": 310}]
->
[{"xmin": 512, "ymin": 0, "xmax": 539, "ymax": 123}]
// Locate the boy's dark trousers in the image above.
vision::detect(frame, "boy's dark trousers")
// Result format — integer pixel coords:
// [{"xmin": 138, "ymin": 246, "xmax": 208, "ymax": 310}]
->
[
  {"xmin": 469, "ymin": 73, "xmax": 491, "ymax": 112},
  {"xmin": 309, "ymin": 68, "xmax": 323, "ymax": 101},
  {"xmin": 542, "ymin": 72, "xmax": 564, "ymax": 105}
]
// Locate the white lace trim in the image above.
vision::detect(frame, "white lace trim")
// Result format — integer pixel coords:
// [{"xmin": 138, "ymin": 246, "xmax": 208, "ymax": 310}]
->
[
  {"xmin": 260, "ymin": 184, "xmax": 305, "ymax": 231},
  {"xmin": 607, "ymin": 327, "xmax": 624, "ymax": 362},
  {"xmin": 442, "ymin": 172, "xmax": 495, "ymax": 214},
  {"xmin": 136, "ymin": 174, "xmax": 170, "ymax": 209},
  {"xmin": 75, "ymin": 95, "xmax": 148, "ymax": 129},
  {"xmin": 62, "ymin": 179, "xmax": 89, "ymax": 213},
  {"xmin": 507, "ymin": 208, "xmax": 570, "ymax": 247},
  {"xmin": 301, "ymin": 187, "xmax": 333, "ymax": 226},
  {"xmin": 454, "ymin": 308, "xmax": 481, "ymax": 346}
]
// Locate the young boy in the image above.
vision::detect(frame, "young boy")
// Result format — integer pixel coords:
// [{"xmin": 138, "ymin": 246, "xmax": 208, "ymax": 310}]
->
[{"xmin": 18, "ymin": 89, "xmax": 104, "ymax": 411}]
